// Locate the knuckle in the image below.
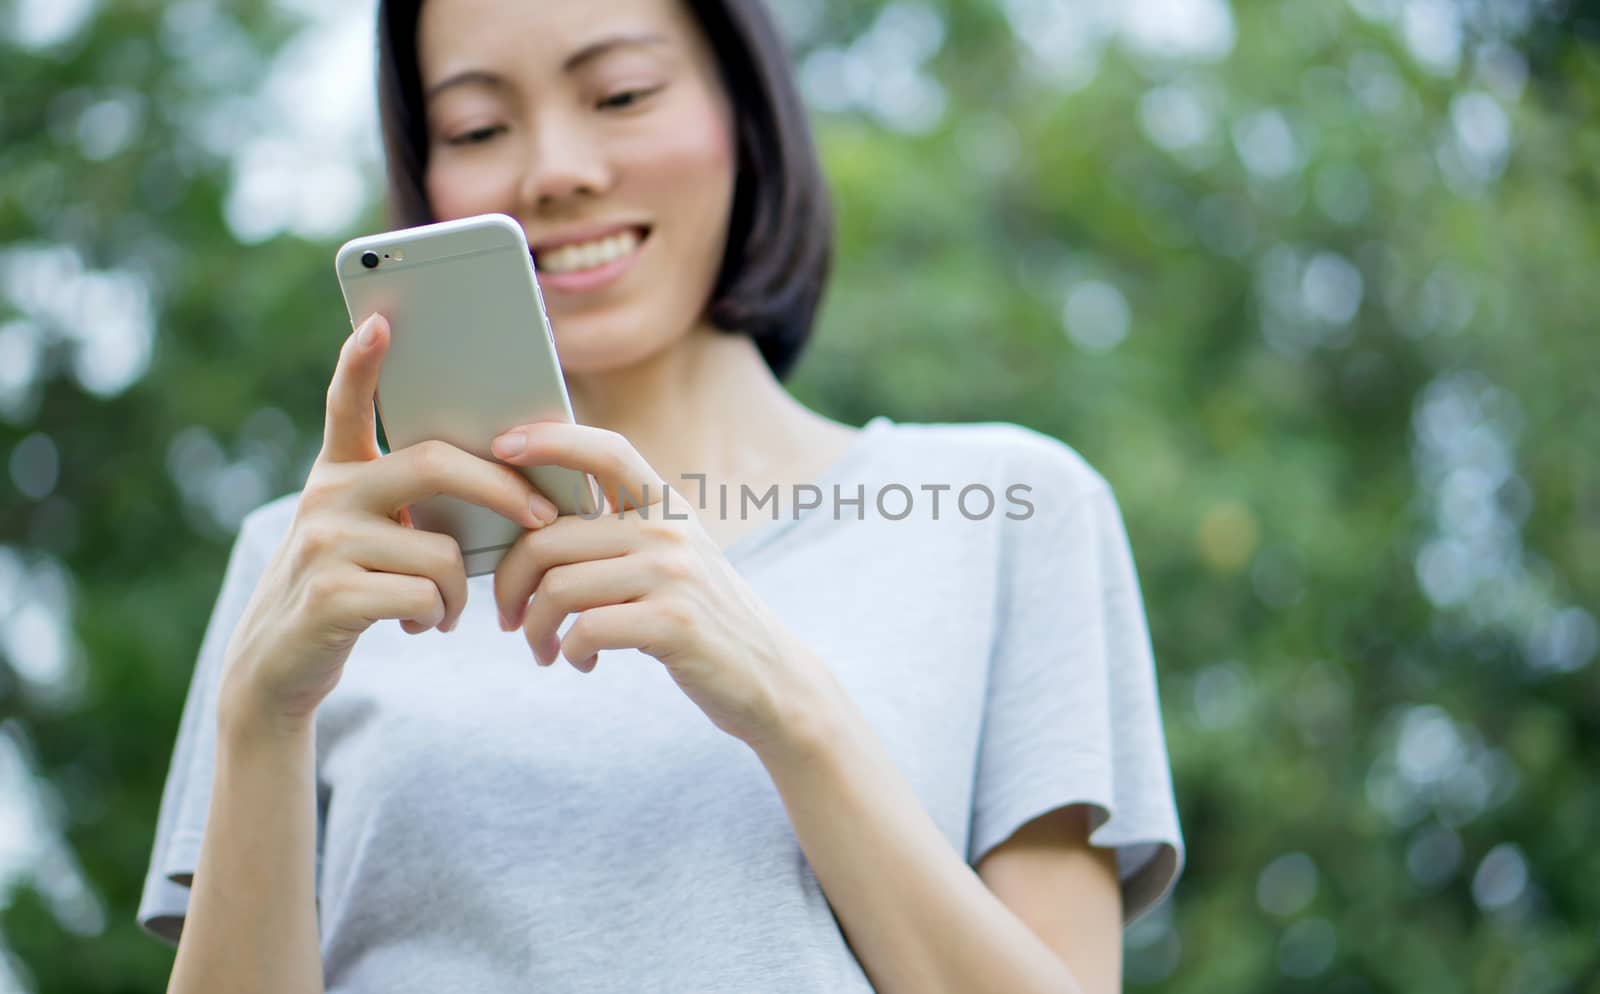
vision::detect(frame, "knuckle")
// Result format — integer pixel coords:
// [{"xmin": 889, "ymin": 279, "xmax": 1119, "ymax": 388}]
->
[
  {"xmin": 302, "ymin": 568, "xmax": 347, "ymax": 609},
  {"xmin": 655, "ymin": 597, "xmax": 694, "ymax": 630},
  {"xmin": 297, "ymin": 477, "xmax": 340, "ymax": 515},
  {"xmin": 539, "ymin": 568, "xmax": 574, "ymax": 606},
  {"xmin": 297, "ymin": 518, "xmax": 347, "ymax": 560},
  {"xmin": 642, "ymin": 517, "xmax": 688, "ymax": 546},
  {"xmin": 432, "ymin": 533, "xmax": 467, "ymax": 578},
  {"xmin": 599, "ymin": 430, "xmax": 630, "ymax": 463},
  {"xmin": 409, "ymin": 439, "xmax": 452, "ymax": 481},
  {"xmin": 654, "ymin": 549, "xmax": 695, "ymax": 583},
  {"xmin": 421, "ymin": 588, "xmax": 447, "ymax": 626}
]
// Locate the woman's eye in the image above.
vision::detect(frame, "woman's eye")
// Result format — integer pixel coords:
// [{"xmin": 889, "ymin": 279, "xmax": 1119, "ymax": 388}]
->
[
  {"xmin": 446, "ymin": 125, "xmax": 503, "ymax": 146},
  {"xmin": 596, "ymin": 86, "xmax": 662, "ymax": 111}
]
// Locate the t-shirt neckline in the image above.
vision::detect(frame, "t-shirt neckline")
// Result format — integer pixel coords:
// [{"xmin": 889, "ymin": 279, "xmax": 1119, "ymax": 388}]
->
[{"xmin": 720, "ymin": 414, "xmax": 894, "ymax": 565}]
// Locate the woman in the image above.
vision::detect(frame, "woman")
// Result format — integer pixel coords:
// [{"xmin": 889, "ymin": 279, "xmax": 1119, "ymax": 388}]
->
[{"xmin": 138, "ymin": 0, "xmax": 1184, "ymax": 991}]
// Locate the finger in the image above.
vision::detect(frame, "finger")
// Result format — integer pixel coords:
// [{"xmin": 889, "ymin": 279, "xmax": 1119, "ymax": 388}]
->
[
  {"xmin": 321, "ymin": 313, "xmax": 389, "ymax": 465},
  {"xmin": 489, "ymin": 422, "xmax": 666, "ymax": 513},
  {"xmin": 559, "ymin": 602, "xmax": 672, "ymax": 671},
  {"xmin": 492, "ymin": 514, "xmax": 639, "ymax": 629},
  {"xmin": 324, "ymin": 569, "xmax": 447, "ymax": 631},
  {"xmin": 518, "ymin": 558, "xmax": 648, "ymax": 665},
  {"xmin": 360, "ymin": 438, "xmax": 559, "ymax": 532},
  {"xmin": 337, "ymin": 517, "xmax": 470, "ymax": 632}
]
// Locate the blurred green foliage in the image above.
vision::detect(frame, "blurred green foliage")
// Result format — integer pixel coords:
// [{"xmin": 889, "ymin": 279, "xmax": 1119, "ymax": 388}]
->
[{"xmin": 1, "ymin": 0, "xmax": 1597, "ymax": 991}]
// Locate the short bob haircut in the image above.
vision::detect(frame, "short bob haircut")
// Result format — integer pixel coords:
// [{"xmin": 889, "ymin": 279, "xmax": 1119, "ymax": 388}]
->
[{"xmin": 375, "ymin": 0, "xmax": 833, "ymax": 381}]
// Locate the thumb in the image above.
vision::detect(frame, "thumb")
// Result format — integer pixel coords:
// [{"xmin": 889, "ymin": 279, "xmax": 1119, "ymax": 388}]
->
[{"xmin": 319, "ymin": 313, "xmax": 389, "ymax": 464}]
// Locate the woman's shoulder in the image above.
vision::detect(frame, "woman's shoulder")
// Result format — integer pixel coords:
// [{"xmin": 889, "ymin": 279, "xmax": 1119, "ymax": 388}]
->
[{"xmin": 874, "ymin": 417, "xmax": 1111, "ymax": 504}]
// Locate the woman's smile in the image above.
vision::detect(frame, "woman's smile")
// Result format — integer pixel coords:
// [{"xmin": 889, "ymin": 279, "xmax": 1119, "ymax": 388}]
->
[{"xmin": 529, "ymin": 223, "xmax": 651, "ymax": 294}]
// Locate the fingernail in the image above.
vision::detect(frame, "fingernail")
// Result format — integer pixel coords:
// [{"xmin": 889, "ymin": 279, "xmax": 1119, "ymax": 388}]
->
[
  {"xmin": 492, "ymin": 432, "xmax": 526, "ymax": 458},
  {"xmin": 531, "ymin": 496, "xmax": 558, "ymax": 526},
  {"xmin": 356, "ymin": 315, "xmax": 379, "ymax": 348}
]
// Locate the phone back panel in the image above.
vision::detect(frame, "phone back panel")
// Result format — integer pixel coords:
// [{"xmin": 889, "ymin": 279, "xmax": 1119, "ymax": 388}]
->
[{"xmin": 335, "ymin": 213, "xmax": 598, "ymax": 576}]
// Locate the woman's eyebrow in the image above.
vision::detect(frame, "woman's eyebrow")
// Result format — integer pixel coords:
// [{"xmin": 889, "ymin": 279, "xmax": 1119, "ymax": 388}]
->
[
  {"xmin": 425, "ymin": 69, "xmax": 506, "ymax": 103},
  {"xmin": 563, "ymin": 30, "xmax": 668, "ymax": 72},
  {"xmin": 424, "ymin": 32, "xmax": 668, "ymax": 103}
]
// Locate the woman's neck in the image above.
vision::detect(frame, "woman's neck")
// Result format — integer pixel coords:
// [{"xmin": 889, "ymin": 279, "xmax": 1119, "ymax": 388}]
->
[{"xmin": 563, "ymin": 324, "xmax": 827, "ymax": 493}]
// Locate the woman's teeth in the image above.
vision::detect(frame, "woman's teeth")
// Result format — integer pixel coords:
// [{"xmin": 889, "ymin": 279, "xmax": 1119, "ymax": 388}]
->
[{"xmin": 536, "ymin": 230, "xmax": 642, "ymax": 274}]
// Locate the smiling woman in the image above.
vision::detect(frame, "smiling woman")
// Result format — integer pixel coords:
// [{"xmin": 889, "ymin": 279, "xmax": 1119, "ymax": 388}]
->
[
  {"xmin": 378, "ymin": 0, "xmax": 831, "ymax": 382},
  {"xmin": 136, "ymin": 1, "xmax": 1183, "ymax": 992}
]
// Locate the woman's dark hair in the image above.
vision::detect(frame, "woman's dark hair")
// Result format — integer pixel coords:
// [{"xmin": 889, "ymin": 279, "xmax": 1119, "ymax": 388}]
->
[{"xmin": 375, "ymin": 0, "xmax": 832, "ymax": 381}]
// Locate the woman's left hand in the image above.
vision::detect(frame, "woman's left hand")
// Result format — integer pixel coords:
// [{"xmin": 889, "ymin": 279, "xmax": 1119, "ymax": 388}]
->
[{"xmin": 485, "ymin": 420, "xmax": 827, "ymax": 754}]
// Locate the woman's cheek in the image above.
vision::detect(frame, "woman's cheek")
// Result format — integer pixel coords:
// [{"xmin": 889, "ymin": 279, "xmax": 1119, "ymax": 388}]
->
[
  {"xmin": 424, "ymin": 168, "xmax": 464, "ymax": 219},
  {"xmin": 633, "ymin": 96, "xmax": 735, "ymax": 192},
  {"xmin": 631, "ymin": 115, "xmax": 736, "ymax": 256},
  {"xmin": 426, "ymin": 159, "xmax": 507, "ymax": 219}
]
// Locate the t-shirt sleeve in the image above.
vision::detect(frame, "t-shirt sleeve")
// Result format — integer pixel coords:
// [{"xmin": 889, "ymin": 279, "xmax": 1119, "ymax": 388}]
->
[
  {"xmin": 967, "ymin": 441, "xmax": 1185, "ymax": 926},
  {"xmin": 135, "ymin": 510, "xmax": 275, "ymax": 947}
]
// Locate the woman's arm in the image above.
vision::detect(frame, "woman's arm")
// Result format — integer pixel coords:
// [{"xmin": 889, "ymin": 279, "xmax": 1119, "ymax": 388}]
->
[
  {"xmin": 166, "ymin": 689, "xmax": 324, "ymax": 994},
  {"xmin": 755, "ymin": 653, "xmax": 1121, "ymax": 994},
  {"xmin": 975, "ymin": 806, "xmax": 1123, "ymax": 994}
]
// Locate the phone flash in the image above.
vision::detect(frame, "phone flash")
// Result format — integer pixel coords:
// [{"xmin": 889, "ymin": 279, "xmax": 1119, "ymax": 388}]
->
[{"xmin": 392, "ymin": 249, "xmax": 405, "ymax": 262}]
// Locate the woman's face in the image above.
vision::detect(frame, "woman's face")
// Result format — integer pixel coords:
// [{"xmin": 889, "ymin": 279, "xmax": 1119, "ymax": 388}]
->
[{"xmin": 417, "ymin": 0, "xmax": 737, "ymax": 374}]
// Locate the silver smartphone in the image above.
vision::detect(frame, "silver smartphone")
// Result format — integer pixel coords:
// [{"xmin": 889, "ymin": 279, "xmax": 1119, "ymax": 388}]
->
[{"xmin": 334, "ymin": 212, "xmax": 600, "ymax": 577}]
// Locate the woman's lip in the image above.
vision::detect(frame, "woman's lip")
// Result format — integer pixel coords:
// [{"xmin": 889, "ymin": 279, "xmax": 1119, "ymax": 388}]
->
[
  {"xmin": 528, "ymin": 222, "xmax": 649, "ymax": 253},
  {"xmin": 533, "ymin": 228, "xmax": 649, "ymax": 295}
]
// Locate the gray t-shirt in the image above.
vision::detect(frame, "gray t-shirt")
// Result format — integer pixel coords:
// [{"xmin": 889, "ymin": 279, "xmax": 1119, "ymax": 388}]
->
[{"xmin": 138, "ymin": 415, "xmax": 1184, "ymax": 991}]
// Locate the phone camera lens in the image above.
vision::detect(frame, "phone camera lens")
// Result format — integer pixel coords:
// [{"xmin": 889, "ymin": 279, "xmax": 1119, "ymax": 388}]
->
[{"xmin": 360, "ymin": 250, "xmax": 380, "ymax": 270}]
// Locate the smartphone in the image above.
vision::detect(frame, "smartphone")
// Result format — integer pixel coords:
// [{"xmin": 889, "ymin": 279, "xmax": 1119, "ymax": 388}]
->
[{"xmin": 334, "ymin": 212, "xmax": 600, "ymax": 577}]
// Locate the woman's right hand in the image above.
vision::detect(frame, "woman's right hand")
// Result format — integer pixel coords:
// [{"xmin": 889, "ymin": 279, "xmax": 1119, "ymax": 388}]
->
[{"xmin": 217, "ymin": 313, "xmax": 561, "ymax": 735}]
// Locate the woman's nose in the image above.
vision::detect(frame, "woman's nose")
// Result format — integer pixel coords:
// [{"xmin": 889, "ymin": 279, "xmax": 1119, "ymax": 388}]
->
[{"xmin": 517, "ymin": 115, "xmax": 612, "ymax": 210}]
